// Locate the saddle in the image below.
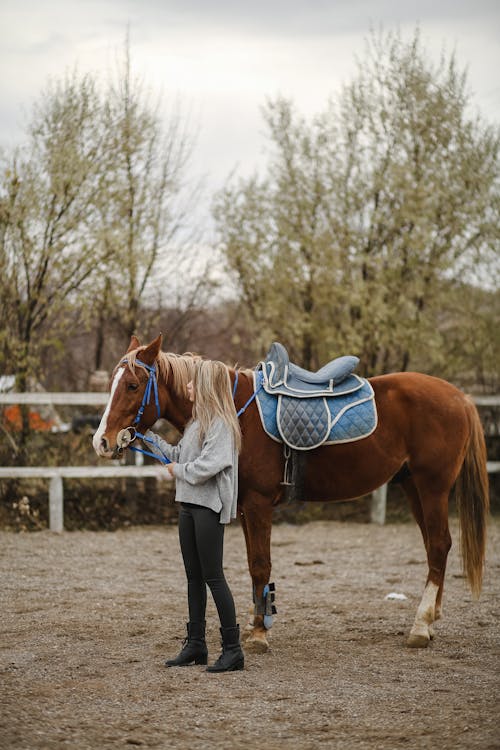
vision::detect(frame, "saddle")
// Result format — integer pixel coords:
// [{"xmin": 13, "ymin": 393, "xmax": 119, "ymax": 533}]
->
[
  {"xmin": 256, "ymin": 342, "xmax": 377, "ymax": 450},
  {"xmin": 263, "ymin": 341, "xmax": 359, "ymax": 397}
]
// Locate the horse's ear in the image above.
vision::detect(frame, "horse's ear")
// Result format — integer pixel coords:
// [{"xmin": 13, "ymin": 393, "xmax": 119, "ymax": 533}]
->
[
  {"xmin": 140, "ymin": 334, "xmax": 163, "ymax": 365},
  {"xmin": 127, "ymin": 335, "xmax": 141, "ymax": 353}
]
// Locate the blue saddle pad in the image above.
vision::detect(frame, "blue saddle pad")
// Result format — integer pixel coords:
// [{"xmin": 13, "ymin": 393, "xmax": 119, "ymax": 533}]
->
[{"xmin": 255, "ymin": 371, "xmax": 378, "ymax": 449}]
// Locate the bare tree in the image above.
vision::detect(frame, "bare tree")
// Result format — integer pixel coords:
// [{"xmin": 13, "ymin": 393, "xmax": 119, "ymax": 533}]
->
[{"xmin": 88, "ymin": 37, "xmax": 217, "ymax": 367}]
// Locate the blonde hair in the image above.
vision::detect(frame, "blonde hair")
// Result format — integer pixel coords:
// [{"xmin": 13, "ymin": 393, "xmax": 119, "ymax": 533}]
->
[{"xmin": 191, "ymin": 360, "xmax": 242, "ymax": 453}]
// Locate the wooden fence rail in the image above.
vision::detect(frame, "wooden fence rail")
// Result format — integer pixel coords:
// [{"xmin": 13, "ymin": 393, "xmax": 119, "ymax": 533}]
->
[
  {"xmin": 1, "ymin": 392, "xmax": 499, "ymax": 531},
  {"xmin": 0, "ymin": 392, "xmax": 109, "ymax": 405},
  {"xmin": 0, "ymin": 465, "xmax": 169, "ymax": 533}
]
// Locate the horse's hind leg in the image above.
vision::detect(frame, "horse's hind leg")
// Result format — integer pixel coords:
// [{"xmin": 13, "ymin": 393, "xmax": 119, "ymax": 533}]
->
[
  {"xmin": 401, "ymin": 477, "xmax": 436, "ymax": 637},
  {"xmin": 402, "ymin": 477, "xmax": 433, "ymax": 640},
  {"xmin": 402, "ymin": 476, "xmax": 426, "ymax": 541},
  {"xmin": 407, "ymin": 482, "xmax": 451, "ymax": 648}
]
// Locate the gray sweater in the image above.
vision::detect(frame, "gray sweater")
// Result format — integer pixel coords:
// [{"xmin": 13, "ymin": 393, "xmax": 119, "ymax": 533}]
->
[{"xmin": 144, "ymin": 418, "xmax": 238, "ymax": 524}]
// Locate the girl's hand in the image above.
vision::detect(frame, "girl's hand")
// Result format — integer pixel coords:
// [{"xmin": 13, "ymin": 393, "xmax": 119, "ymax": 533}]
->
[{"xmin": 155, "ymin": 462, "xmax": 176, "ymax": 481}]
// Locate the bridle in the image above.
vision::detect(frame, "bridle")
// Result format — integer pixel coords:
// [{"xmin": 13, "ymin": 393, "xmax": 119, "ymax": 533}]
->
[
  {"xmin": 117, "ymin": 358, "xmax": 171, "ymax": 465},
  {"xmin": 126, "ymin": 358, "xmax": 161, "ymax": 427},
  {"xmin": 117, "ymin": 359, "xmax": 263, "ymax": 465}
]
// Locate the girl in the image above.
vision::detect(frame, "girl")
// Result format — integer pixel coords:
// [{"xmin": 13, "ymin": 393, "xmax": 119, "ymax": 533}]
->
[{"xmin": 144, "ymin": 359, "xmax": 244, "ymax": 673}]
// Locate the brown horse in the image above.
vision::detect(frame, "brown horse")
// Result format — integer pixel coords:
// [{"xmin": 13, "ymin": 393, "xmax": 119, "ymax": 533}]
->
[{"xmin": 93, "ymin": 334, "xmax": 489, "ymax": 651}]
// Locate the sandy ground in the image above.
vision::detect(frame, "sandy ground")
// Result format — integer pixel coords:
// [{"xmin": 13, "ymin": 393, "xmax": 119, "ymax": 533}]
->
[{"xmin": 1, "ymin": 518, "xmax": 499, "ymax": 750}]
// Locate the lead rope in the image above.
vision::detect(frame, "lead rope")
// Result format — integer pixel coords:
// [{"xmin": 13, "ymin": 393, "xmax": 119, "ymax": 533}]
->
[{"xmin": 129, "ymin": 437, "xmax": 171, "ymax": 465}]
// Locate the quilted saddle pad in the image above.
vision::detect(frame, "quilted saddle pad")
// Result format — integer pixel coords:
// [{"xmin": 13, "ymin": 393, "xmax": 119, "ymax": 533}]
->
[{"xmin": 254, "ymin": 371, "xmax": 378, "ymax": 449}]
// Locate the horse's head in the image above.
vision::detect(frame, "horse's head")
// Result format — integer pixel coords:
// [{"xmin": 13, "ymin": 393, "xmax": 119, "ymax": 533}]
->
[{"xmin": 92, "ymin": 334, "xmax": 165, "ymax": 459}]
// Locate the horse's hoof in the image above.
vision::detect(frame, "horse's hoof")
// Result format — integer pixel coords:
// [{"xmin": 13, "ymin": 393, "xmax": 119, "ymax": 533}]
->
[
  {"xmin": 241, "ymin": 626, "xmax": 254, "ymax": 641},
  {"xmin": 244, "ymin": 635, "xmax": 270, "ymax": 654},
  {"xmin": 406, "ymin": 632, "xmax": 430, "ymax": 648}
]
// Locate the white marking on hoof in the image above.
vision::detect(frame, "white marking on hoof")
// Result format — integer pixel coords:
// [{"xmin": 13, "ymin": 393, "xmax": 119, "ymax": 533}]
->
[
  {"xmin": 407, "ymin": 629, "xmax": 431, "ymax": 648},
  {"xmin": 408, "ymin": 581, "xmax": 439, "ymax": 648},
  {"xmin": 245, "ymin": 632, "xmax": 270, "ymax": 653},
  {"xmin": 241, "ymin": 625, "xmax": 254, "ymax": 641}
]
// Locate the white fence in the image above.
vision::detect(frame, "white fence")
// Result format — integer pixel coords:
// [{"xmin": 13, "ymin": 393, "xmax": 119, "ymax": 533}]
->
[
  {"xmin": 1, "ymin": 392, "xmax": 499, "ymax": 531},
  {"xmin": 0, "ymin": 391, "xmax": 170, "ymax": 531},
  {"xmin": 0, "ymin": 465, "xmax": 166, "ymax": 533},
  {"xmin": 0, "ymin": 392, "xmax": 109, "ymax": 406}
]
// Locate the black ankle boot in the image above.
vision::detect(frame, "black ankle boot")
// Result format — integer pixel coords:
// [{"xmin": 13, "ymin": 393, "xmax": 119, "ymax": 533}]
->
[
  {"xmin": 165, "ymin": 622, "xmax": 208, "ymax": 667},
  {"xmin": 206, "ymin": 625, "xmax": 244, "ymax": 673}
]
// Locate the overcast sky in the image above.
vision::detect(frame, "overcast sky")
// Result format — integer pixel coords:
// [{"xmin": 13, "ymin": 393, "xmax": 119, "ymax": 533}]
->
[{"xmin": 1, "ymin": 0, "xmax": 499, "ymax": 198}]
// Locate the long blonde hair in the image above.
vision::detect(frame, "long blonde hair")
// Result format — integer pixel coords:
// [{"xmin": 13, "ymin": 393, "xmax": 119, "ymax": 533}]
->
[{"xmin": 191, "ymin": 360, "xmax": 242, "ymax": 453}]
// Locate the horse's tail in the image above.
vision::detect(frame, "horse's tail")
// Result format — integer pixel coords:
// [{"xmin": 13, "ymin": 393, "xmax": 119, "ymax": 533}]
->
[{"xmin": 452, "ymin": 396, "xmax": 489, "ymax": 598}]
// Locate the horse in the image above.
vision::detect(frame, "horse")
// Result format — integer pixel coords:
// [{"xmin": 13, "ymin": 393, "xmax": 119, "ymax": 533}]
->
[{"xmin": 93, "ymin": 333, "xmax": 489, "ymax": 652}]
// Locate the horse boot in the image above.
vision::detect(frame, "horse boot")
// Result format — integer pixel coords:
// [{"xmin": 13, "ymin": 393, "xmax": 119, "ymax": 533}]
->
[
  {"xmin": 165, "ymin": 622, "xmax": 208, "ymax": 667},
  {"xmin": 206, "ymin": 625, "xmax": 244, "ymax": 673}
]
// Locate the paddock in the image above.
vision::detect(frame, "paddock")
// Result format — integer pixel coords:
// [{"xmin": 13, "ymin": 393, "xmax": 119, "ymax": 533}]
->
[{"xmin": 1, "ymin": 519, "xmax": 499, "ymax": 750}]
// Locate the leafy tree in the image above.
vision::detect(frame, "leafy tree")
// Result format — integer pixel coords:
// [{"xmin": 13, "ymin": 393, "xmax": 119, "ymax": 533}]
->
[
  {"xmin": 0, "ymin": 40, "xmax": 206, "ymax": 377},
  {"xmin": 0, "ymin": 72, "xmax": 108, "ymax": 442},
  {"xmin": 0, "ymin": 42, "xmax": 209, "ymax": 451},
  {"xmin": 214, "ymin": 29, "xmax": 500, "ymax": 377},
  {"xmin": 214, "ymin": 102, "xmax": 336, "ymax": 368},
  {"xmin": 434, "ymin": 283, "xmax": 500, "ymax": 391}
]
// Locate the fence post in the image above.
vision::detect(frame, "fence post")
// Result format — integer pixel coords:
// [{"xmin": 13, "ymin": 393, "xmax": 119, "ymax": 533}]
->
[
  {"xmin": 49, "ymin": 475, "xmax": 64, "ymax": 533},
  {"xmin": 371, "ymin": 484, "xmax": 387, "ymax": 525}
]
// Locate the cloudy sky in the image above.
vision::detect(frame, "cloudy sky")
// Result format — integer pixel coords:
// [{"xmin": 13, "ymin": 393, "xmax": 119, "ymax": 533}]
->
[{"xmin": 1, "ymin": 0, "xmax": 499, "ymax": 197}]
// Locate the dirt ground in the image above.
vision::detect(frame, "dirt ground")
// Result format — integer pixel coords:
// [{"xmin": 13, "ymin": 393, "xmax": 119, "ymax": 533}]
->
[{"xmin": 1, "ymin": 517, "xmax": 499, "ymax": 750}]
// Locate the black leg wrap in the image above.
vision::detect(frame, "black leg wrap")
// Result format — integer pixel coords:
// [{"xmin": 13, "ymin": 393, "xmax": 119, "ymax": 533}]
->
[{"xmin": 253, "ymin": 582, "xmax": 277, "ymax": 629}]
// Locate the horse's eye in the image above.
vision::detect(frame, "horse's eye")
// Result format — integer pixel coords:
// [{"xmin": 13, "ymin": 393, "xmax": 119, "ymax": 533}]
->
[{"xmin": 127, "ymin": 383, "xmax": 139, "ymax": 392}]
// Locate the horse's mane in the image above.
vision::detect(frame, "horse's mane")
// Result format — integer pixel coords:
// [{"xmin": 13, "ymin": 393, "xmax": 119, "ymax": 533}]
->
[
  {"xmin": 126, "ymin": 347, "xmax": 254, "ymax": 396},
  {"xmin": 127, "ymin": 348, "xmax": 201, "ymax": 397}
]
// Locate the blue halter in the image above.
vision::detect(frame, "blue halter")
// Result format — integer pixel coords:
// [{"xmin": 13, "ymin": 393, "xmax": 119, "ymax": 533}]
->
[
  {"xmin": 126, "ymin": 358, "xmax": 161, "ymax": 426},
  {"xmin": 121, "ymin": 358, "xmax": 171, "ymax": 465}
]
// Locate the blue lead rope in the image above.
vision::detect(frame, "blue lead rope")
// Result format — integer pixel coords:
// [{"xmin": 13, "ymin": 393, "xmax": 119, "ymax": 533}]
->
[{"xmin": 129, "ymin": 432, "xmax": 171, "ymax": 465}]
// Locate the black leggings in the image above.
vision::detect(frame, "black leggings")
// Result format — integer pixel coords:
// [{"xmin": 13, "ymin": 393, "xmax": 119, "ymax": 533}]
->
[{"xmin": 178, "ymin": 503, "xmax": 237, "ymax": 629}]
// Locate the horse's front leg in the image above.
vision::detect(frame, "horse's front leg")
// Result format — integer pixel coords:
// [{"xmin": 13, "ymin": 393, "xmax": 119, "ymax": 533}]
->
[{"xmin": 239, "ymin": 491, "xmax": 274, "ymax": 653}]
